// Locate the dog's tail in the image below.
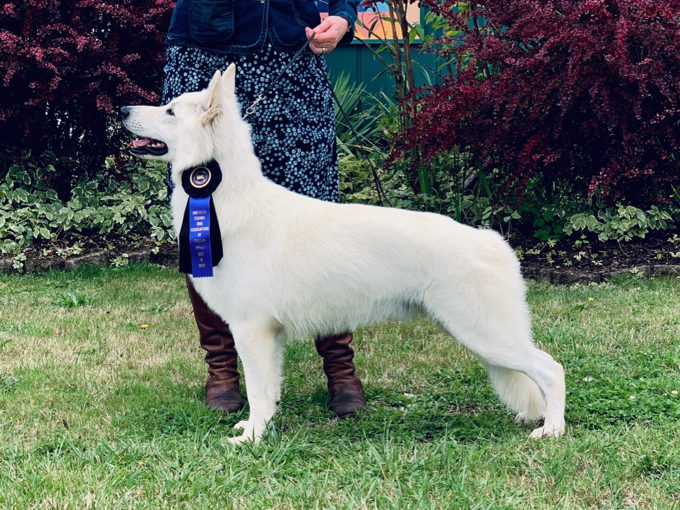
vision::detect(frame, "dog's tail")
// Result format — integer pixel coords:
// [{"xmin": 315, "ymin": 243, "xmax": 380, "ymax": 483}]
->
[{"xmin": 486, "ymin": 364, "xmax": 546, "ymax": 422}]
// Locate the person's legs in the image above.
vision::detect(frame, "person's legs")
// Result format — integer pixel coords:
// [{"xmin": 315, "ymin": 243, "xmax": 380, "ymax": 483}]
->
[
  {"xmin": 315, "ymin": 333, "xmax": 367, "ymax": 417},
  {"xmin": 186, "ymin": 276, "xmax": 244, "ymax": 412},
  {"xmin": 188, "ymin": 271, "xmax": 366, "ymax": 416}
]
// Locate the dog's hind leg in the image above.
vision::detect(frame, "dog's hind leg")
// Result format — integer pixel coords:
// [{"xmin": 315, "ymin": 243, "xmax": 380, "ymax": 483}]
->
[
  {"xmin": 483, "ymin": 353, "xmax": 565, "ymax": 438},
  {"xmin": 425, "ymin": 287, "xmax": 566, "ymax": 438},
  {"xmin": 450, "ymin": 329, "xmax": 564, "ymax": 438},
  {"xmin": 227, "ymin": 321, "xmax": 283, "ymax": 445}
]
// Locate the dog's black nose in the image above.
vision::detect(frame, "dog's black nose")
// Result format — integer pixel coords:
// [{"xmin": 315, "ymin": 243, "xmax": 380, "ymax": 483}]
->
[{"xmin": 120, "ymin": 106, "xmax": 131, "ymax": 119}]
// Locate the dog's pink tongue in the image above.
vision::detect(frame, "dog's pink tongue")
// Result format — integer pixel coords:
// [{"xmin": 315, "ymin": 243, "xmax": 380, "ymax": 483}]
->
[{"xmin": 130, "ymin": 138, "xmax": 152, "ymax": 148}]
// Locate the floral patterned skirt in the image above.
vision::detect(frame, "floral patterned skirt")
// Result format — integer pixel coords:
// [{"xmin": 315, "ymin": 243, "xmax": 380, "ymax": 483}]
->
[{"xmin": 163, "ymin": 43, "xmax": 338, "ymax": 203}]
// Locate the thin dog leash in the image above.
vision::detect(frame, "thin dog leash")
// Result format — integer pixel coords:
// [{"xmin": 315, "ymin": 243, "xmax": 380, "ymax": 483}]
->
[
  {"xmin": 242, "ymin": 33, "xmax": 391, "ymax": 206},
  {"xmin": 243, "ymin": 34, "xmax": 316, "ymax": 119}
]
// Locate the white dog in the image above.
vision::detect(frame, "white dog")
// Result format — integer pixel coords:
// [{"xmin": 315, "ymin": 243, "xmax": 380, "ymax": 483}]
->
[{"xmin": 122, "ymin": 65, "xmax": 566, "ymax": 445}]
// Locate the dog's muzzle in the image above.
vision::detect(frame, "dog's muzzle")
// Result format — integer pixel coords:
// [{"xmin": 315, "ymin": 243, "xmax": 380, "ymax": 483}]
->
[{"xmin": 120, "ymin": 106, "xmax": 169, "ymax": 156}]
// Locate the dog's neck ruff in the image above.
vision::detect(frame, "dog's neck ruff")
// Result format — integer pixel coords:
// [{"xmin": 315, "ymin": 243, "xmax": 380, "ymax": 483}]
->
[{"xmin": 179, "ymin": 161, "xmax": 224, "ymax": 278}]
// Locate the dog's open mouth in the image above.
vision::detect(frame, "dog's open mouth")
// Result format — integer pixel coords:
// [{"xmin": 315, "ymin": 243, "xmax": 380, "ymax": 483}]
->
[{"xmin": 128, "ymin": 138, "xmax": 168, "ymax": 156}]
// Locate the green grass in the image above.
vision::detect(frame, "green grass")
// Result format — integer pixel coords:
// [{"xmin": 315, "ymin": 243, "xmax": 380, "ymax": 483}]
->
[{"xmin": 0, "ymin": 265, "xmax": 678, "ymax": 508}]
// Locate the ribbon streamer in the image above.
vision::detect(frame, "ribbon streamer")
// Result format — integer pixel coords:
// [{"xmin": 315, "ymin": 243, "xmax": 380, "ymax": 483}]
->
[
  {"xmin": 188, "ymin": 196, "xmax": 214, "ymax": 278},
  {"xmin": 178, "ymin": 161, "xmax": 223, "ymax": 277}
]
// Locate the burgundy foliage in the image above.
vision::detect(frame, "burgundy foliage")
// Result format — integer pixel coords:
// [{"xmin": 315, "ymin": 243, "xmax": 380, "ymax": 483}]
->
[
  {"xmin": 397, "ymin": 0, "xmax": 680, "ymax": 206},
  {"xmin": 0, "ymin": 0, "xmax": 174, "ymax": 191}
]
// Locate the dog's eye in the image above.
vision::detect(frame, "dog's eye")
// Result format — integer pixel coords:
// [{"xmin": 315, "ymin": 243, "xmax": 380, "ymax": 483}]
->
[{"xmin": 166, "ymin": 108, "xmax": 175, "ymax": 116}]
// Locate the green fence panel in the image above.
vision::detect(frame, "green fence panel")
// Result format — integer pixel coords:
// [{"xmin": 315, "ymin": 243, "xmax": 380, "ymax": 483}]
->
[{"xmin": 325, "ymin": 41, "xmax": 444, "ymax": 103}]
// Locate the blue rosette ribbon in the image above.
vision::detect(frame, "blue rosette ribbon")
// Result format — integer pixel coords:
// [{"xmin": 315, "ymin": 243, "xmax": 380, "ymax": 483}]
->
[{"xmin": 178, "ymin": 161, "xmax": 223, "ymax": 277}]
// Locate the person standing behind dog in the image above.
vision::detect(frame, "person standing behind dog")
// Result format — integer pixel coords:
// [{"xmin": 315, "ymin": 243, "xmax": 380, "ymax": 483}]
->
[{"xmin": 162, "ymin": 0, "xmax": 365, "ymax": 417}]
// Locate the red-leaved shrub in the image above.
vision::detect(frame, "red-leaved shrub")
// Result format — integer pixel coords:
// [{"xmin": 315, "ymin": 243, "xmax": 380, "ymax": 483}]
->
[
  {"xmin": 0, "ymin": 1, "xmax": 174, "ymax": 194},
  {"xmin": 396, "ymin": 0, "xmax": 680, "ymax": 207}
]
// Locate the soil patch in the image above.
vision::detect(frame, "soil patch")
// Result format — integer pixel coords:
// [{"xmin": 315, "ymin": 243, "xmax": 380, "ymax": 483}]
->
[
  {"xmin": 0, "ymin": 236, "xmax": 178, "ymax": 274},
  {"xmin": 514, "ymin": 232, "xmax": 680, "ymax": 283}
]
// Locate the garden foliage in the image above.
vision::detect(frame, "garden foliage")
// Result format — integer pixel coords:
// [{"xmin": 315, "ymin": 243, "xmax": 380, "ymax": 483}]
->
[
  {"xmin": 397, "ymin": 0, "xmax": 680, "ymax": 207},
  {"xmin": 564, "ymin": 204, "xmax": 675, "ymax": 242},
  {"xmin": 0, "ymin": 0, "xmax": 174, "ymax": 196},
  {"xmin": 0, "ymin": 153, "xmax": 173, "ymax": 254}
]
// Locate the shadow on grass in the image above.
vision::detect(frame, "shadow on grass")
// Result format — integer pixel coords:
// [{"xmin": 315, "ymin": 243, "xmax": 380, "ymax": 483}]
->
[
  {"xmin": 101, "ymin": 375, "xmax": 522, "ymax": 446},
  {"xmin": 105, "ymin": 373, "xmax": 680, "ymax": 447},
  {"xmin": 279, "ymin": 385, "xmax": 521, "ymax": 444}
]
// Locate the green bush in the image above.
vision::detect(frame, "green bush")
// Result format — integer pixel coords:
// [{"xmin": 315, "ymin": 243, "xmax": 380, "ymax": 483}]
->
[
  {"xmin": 332, "ymin": 73, "xmax": 383, "ymax": 158},
  {"xmin": 340, "ymin": 145, "xmax": 680, "ymax": 245},
  {"xmin": 0, "ymin": 153, "xmax": 173, "ymax": 254},
  {"xmin": 565, "ymin": 205, "xmax": 676, "ymax": 243},
  {"xmin": 340, "ymin": 149, "xmax": 515, "ymax": 231}
]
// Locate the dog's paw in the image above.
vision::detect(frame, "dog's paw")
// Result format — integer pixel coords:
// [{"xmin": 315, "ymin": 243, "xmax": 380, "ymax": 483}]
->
[
  {"xmin": 529, "ymin": 422, "xmax": 565, "ymax": 439},
  {"xmin": 227, "ymin": 433, "xmax": 257, "ymax": 446},
  {"xmin": 233, "ymin": 420, "xmax": 249, "ymax": 430},
  {"xmin": 227, "ymin": 420, "xmax": 262, "ymax": 445},
  {"xmin": 514, "ymin": 412, "xmax": 533, "ymax": 424}
]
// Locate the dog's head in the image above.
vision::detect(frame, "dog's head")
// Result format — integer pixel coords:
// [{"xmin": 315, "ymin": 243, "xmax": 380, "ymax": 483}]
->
[{"xmin": 121, "ymin": 64, "xmax": 238, "ymax": 173}]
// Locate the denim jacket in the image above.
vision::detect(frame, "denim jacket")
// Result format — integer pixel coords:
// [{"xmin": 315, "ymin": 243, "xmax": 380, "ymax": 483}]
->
[{"xmin": 166, "ymin": 0, "xmax": 360, "ymax": 54}]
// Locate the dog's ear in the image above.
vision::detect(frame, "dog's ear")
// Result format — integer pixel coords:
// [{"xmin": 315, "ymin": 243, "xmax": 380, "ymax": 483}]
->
[
  {"xmin": 203, "ymin": 70, "xmax": 223, "ymax": 124},
  {"xmin": 223, "ymin": 64, "xmax": 236, "ymax": 96}
]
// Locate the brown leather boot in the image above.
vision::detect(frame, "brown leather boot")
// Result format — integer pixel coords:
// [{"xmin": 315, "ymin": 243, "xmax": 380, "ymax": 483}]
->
[
  {"xmin": 186, "ymin": 276, "xmax": 244, "ymax": 412},
  {"xmin": 315, "ymin": 332, "xmax": 366, "ymax": 418}
]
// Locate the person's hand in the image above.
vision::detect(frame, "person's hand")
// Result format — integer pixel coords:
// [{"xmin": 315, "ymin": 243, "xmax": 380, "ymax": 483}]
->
[{"xmin": 305, "ymin": 16, "xmax": 350, "ymax": 56}]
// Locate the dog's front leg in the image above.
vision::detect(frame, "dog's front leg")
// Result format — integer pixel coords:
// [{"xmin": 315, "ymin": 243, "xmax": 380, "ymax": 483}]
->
[{"xmin": 227, "ymin": 322, "xmax": 283, "ymax": 445}]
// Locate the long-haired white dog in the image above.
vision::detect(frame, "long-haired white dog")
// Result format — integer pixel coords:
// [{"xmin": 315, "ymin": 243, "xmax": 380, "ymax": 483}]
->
[{"xmin": 122, "ymin": 65, "xmax": 565, "ymax": 445}]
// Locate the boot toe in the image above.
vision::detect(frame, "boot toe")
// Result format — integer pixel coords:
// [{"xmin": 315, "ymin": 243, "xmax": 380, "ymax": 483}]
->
[
  {"xmin": 206, "ymin": 388, "xmax": 245, "ymax": 413},
  {"xmin": 329, "ymin": 390, "xmax": 367, "ymax": 418}
]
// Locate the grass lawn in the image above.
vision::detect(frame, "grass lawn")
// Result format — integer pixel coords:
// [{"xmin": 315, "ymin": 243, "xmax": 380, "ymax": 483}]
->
[{"xmin": 0, "ymin": 264, "xmax": 678, "ymax": 509}]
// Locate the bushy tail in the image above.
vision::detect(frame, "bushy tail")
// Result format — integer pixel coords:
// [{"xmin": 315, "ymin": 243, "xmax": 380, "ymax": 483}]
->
[{"xmin": 486, "ymin": 364, "xmax": 546, "ymax": 422}]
